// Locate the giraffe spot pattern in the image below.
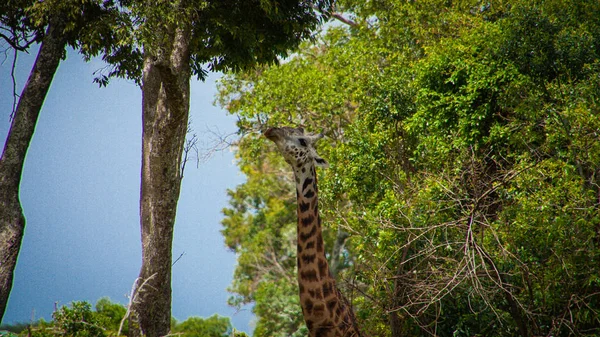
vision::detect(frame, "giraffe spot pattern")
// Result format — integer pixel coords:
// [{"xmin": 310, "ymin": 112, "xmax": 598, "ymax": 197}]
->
[
  {"xmin": 304, "ymin": 298, "xmax": 314, "ymax": 312},
  {"xmin": 306, "ymin": 319, "xmax": 314, "ymax": 330},
  {"xmin": 301, "ymin": 215, "xmax": 315, "ymax": 227},
  {"xmin": 322, "ymin": 281, "xmax": 333, "ymax": 297},
  {"xmin": 302, "ymin": 253, "xmax": 317, "ymax": 264},
  {"xmin": 304, "ymin": 190, "xmax": 315, "ymax": 199},
  {"xmin": 300, "ymin": 269, "xmax": 319, "ymax": 282},
  {"xmin": 300, "ymin": 225, "xmax": 316, "ymax": 241},
  {"xmin": 316, "ymin": 233, "xmax": 324, "ymax": 252},
  {"xmin": 315, "ymin": 326, "xmax": 330, "ymax": 337},
  {"xmin": 302, "ymin": 178, "xmax": 314, "ymax": 192},
  {"xmin": 313, "ymin": 304, "xmax": 325, "ymax": 316},
  {"xmin": 327, "ymin": 298, "xmax": 338, "ymax": 311},
  {"xmin": 299, "ymin": 201, "xmax": 310, "ymax": 212},
  {"xmin": 318, "ymin": 258, "xmax": 329, "ymax": 278},
  {"xmin": 308, "ymin": 287, "xmax": 323, "ymax": 299}
]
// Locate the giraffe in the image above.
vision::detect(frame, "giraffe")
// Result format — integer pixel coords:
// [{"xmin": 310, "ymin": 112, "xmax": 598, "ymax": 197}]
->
[{"xmin": 264, "ymin": 126, "xmax": 362, "ymax": 337}]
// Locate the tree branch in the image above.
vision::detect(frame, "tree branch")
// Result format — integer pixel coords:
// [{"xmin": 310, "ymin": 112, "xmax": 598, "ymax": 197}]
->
[
  {"xmin": 311, "ymin": 5, "xmax": 359, "ymax": 27},
  {"xmin": 329, "ymin": 12, "xmax": 359, "ymax": 27},
  {"xmin": 0, "ymin": 30, "xmax": 37, "ymax": 52},
  {"xmin": 10, "ymin": 47, "xmax": 18, "ymax": 120}
]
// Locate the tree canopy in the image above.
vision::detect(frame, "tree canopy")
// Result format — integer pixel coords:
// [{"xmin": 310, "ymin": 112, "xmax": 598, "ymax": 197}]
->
[
  {"xmin": 1, "ymin": 0, "xmax": 333, "ymax": 333},
  {"xmin": 217, "ymin": 1, "xmax": 600, "ymax": 336},
  {"xmin": 75, "ymin": 0, "xmax": 334, "ymax": 86}
]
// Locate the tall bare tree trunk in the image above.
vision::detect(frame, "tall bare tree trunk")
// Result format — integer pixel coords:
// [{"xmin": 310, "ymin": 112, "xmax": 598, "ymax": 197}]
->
[
  {"xmin": 0, "ymin": 21, "xmax": 65, "ymax": 322},
  {"xmin": 389, "ymin": 244, "xmax": 411, "ymax": 337},
  {"xmin": 129, "ymin": 25, "xmax": 191, "ymax": 337}
]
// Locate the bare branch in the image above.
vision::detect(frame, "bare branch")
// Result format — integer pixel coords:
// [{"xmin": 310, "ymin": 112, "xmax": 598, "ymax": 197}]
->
[
  {"xmin": 172, "ymin": 251, "xmax": 185, "ymax": 266},
  {"xmin": 118, "ymin": 277, "xmax": 141, "ymax": 336},
  {"xmin": 0, "ymin": 32, "xmax": 33, "ymax": 52},
  {"xmin": 329, "ymin": 12, "xmax": 359, "ymax": 27},
  {"xmin": 181, "ymin": 130, "xmax": 198, "ymax": 177},
  {"xmin": 118, "ymin": 273, "xmax": 158, "ymax": 336},
  {"xmin": 195, "ymin": 124, "xmax": 240, "ymax": 163},
  {"xmin": 311, "ymin": 5, "xmax": 359, "ymax": 27},
  {"xmin": 10, "ymin": 47, "xmax": 18, "ymax": 120}
]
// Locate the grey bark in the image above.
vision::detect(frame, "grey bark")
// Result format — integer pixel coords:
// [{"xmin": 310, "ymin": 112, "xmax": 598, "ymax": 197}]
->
[
  {"xmin": 329, "ymin": 228, "xmax": 349, "ymax": 278},
  {"xmin": 129, "ymin": 25, "xmax": 191, "ymax": 337},
  {"xmin": 0, "ymin": 21, "xmax": 66, "ymax": 323}
]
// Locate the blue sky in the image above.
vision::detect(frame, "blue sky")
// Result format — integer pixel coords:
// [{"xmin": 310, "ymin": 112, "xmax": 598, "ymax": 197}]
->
[{"xmin": 0, "ymin": 48, "xmax": 253, "ymax": 332}]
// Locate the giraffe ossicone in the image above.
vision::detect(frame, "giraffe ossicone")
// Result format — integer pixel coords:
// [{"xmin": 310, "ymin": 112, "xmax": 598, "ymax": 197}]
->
[{"xmin": 264, "ymin": 126, "xmax": 362, "ymax": 337}]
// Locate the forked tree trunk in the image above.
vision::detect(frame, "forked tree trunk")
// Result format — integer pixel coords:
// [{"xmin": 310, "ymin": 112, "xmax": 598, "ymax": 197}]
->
[
  {"xmin": 0, "ymin": 21, "xmax": 66, "ymax": 322},
  {"xmin": 129, "ymin": 25, "xmax": 191, "ymax": 337}
]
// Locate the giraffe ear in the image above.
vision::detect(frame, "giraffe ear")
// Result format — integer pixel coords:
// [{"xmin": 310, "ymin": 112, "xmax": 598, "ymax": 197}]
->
[{"xmin": 314, "ymin": 156, "xmax": 329, "ymax": 168}]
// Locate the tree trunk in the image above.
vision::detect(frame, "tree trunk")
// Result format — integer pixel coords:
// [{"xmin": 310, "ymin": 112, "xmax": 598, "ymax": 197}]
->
[
  {"xmin": 0, "ymin": 21, "xmax": 66, "ymax": 322},
  {"xmin": 389, "ymin": 244, "xmax": 411, "ymax": 337},
  {"xmin": 129, "ymin": 25, "xmax": 191, "ymax": 337},
  {"xmin": 329, "ymin": 228, "xmax": 349, "ymax": 278}
]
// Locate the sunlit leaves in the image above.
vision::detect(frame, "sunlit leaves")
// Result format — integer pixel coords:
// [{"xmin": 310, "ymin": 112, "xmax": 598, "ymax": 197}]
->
[
  {"xmin": 218, "ymin": 0, "xmax": 600, "ymax": 336},
  {"xmin": 15, "ymin": 299, "xmax": 237, "ymax": 337},
  {"xmin": 172, "ymin": 314, "xmax": 233, "ymax": 337}
]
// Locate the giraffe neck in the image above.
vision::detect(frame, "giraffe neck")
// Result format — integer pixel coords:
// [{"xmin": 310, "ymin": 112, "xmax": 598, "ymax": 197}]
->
[
  {"xmin": 293, "ymin": 164, "xmax": 361, "ymax": 337},
  {"xmin": 293, "ymin": 163, "xmax": 330, "ymax": 279}
]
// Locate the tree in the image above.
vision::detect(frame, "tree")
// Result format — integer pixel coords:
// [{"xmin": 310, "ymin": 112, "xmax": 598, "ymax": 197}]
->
[
  {"xmin": 95, "ymin": 297, "xmax": 128, "ymax": 335},
  {"xmin": 87, "ymin": 1, "xmax": 332, "ymax": 336},
  {"xmin": 0, "ymin": 17, "xmax": 65, "ymax": 324},
  {"xmin": 0, "ymin": 0, "xmax": 121, "ymax": 322},
  {"xmin": 217, "ymin": 0, "xmax": 600, "ymax": 335},
  {"xmin": 52, "ymin": 302, "xmax": 107, "ymax": 337},
  {"xmin": 2, "ymin": 0, "xmax": 331, "ymax": 332},
  {"xmin": 171, "ymin": 314, "xmax": 232, "ymax": 337}
]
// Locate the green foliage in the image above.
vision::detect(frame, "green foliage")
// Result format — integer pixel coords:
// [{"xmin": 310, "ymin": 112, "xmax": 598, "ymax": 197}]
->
[
  {"xmin": 0, "ymin": 331, "xmax": 19, "ymax": 337},
  {"xmin": 8, "ymin": 299, "xmax": 243, "ymax": 337},
  {"xmin": 2, "ymin": 0, "xmax": 333, "ymax": 85},
  {"xmin": 171, "ymin": 314, "xmax": 232, "ymax": 337},
  {"xmin": 51, "ymin": 302, "xmax": 106, "ymax": 337},
  {"xmin": 218, "ymin": 0, "xmax": 600, "ymax": 336},
  {"xmin": 0, "ymin": 0, "xmax": 40, "ymax": 50},
  {"xmin": 95, "ymin": 298, "xmax": 128, "ymax": 336},
  {"xmin": 15, "ymin": 299, "xmax": 127, "ymax": 337},
  {"xmin": 252, "ymin": 279, "xmax": 306, "ymax": 337},
  {"xmin": 85, "ymin": 0, "xmax": 335, "ymax": 86}
]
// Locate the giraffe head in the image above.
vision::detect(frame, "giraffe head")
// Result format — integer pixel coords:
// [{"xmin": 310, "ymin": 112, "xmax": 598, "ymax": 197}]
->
[{"xmin": 264, "ymin": 127, "xmax": 329, "ymax": 169}]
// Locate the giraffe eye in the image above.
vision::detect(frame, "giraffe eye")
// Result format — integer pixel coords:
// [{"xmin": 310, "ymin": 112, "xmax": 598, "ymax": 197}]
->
[{"xmin": 298, "ymin": 138, "xmax": 308, "ymax": 147}]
